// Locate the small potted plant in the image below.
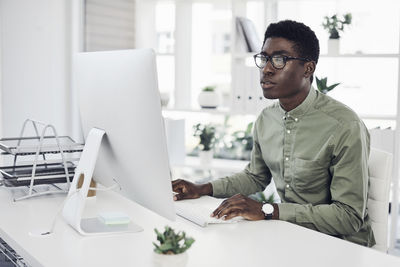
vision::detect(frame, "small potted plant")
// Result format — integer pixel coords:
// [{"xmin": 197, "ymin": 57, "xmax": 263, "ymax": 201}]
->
[
  {"xmin": 250, "ymin": 191, "xmax": 276, "ymax": 204},
  {"xmin": 315, "ymin": 76, "xmax": 340, "ymax": 94},
  {"xmin": 231, "ymin": 122, "xmax": 254, "ymax": 160},
  {"xmin": 322, "ymin": 13, "xmax": 352, "ymax": 55},
  {"xmin": 193, "ymin": 123, "xmax": 216, "ymax": 165},
  {"xmin": 153, "ymin": 226, "xmax": 195, "ymax": 267},
  {"xmin": 198, "ymin": 85, "xmax": 220, "ymax": 109}
]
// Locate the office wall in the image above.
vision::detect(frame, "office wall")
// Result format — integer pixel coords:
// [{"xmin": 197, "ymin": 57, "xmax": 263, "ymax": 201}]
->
[
  {"xmin": 0, "ymin": 0, "xmax": 71, "ymax": 137},
  {"xmin": 0, "ymin": 8, "xmax": 2, "ymax": 138}
]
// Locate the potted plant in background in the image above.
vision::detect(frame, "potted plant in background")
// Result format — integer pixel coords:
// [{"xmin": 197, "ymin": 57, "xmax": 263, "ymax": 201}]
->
[
  {"xmin": 198, "ymin": 86, "xmax": 220, "ymax": 109},
  {"xmin": 315, "ymin": 76, "xmax": 340, "ymax": 94},
  {"xmin": 322, "ymin": 13, "xmax": 352, "ymax": 55},
  {"xmin": 193, "ymin": 123, "xmax": 216, "ymax": 165},
  {"xmin": 153, "ymin": 226, "xmax": 195, "ymax": 267},
  {"xmin": 231, "ymin": 122, "xmax": 254, "ymax": 160},
  {"xmin": 160, "ymin": 91, "xmax": 170, "ymax": 107},
  {"xmin": 250, "ymin": 191, "xmax": 276, "ymax": 204}
]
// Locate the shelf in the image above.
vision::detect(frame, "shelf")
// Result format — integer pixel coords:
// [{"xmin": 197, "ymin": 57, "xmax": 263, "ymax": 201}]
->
[
  {"xmin": 162, "ymin": 107, "xmax": 232, "ymax": 115},
  {"xmin": 320, "ymin": 53, "xmax": 399, "ymax": 58},
  {"xmin": 359, "ymin": 115, "xmax": 396, "ymax": 120},
  {"xmin": 233, "ymin": 53, "xmax": 256, "ymax": 59},
  {"xmin": 233, "ymin": 53, "xmax": 400, "ymax": 59},
  {"xmin": 172, "ymin": 156, "xmax": 248, "ymax": 173}
]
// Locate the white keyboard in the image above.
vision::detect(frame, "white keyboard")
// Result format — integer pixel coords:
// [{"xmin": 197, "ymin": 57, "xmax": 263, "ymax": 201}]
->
[{"xmin": 175, "ymin": 197, "xmax": 245, "ymax": 227}]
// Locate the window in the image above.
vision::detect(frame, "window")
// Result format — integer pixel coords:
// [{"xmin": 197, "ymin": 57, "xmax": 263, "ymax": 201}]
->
[
  {"xmin": 191, "ymin": 2, "xmax": 232, "ymax": 108},
  {"xmin": 155, "ymin": 1, "xmax": 175, "ymax": 103},
  {"xmin": 277, "ymin": 0, "xmax": 400, "ymax": 119}
]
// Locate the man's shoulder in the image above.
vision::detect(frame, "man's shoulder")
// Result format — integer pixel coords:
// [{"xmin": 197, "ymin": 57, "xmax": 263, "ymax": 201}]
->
[
  {"xmin": 313, "ymin": 92, "xmax": 361, "ymax": 125},
  {"xmin": 259, "ymin": 101, "xmax": 280, "ymax": 115}
]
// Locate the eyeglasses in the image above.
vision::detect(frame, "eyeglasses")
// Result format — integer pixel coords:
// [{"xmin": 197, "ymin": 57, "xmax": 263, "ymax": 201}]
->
[{"xmin": 253, "ymin": 53, "xmax": 311, "ymax": 69}]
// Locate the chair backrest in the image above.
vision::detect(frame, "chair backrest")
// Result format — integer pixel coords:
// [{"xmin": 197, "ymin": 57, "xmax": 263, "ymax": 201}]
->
[{"xmin": 368, "ymin": 148, "xmax": 393, "ymax": 252}]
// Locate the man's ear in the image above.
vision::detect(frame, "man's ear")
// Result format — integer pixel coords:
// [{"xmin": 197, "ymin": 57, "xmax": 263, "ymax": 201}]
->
[{"xmin": 304, "ymin": 61, "xmax": 316, "ymax": 79}]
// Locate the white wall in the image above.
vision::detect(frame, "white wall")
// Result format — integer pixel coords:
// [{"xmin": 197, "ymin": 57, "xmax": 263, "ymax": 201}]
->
[
  {"xmin": 0, "ymin": 4, "xmax": 2, "ymax": 138},
  {"xmin": 0, "ymin": 0, "xmax": 71, "ymax": 137}
]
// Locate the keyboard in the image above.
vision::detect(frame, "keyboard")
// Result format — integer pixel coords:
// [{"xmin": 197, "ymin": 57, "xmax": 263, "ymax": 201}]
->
[{"xmin": 175, "ymin": 196, "xmax": 245, "ymax": 227}]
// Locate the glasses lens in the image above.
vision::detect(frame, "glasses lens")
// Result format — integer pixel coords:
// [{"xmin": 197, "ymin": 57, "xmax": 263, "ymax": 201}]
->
[
  {"xmin": 255, "ymin": 55, "xmax": 267, "ymax": 68},
  {"xmin": 271, "ymin": 56, "xmax": 285, "ymax": 69}
]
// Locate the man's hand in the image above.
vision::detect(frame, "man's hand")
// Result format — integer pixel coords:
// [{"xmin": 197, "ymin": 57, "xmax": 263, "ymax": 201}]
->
[
  {"xmin": 172, "ymin": 179, "xmax": 212, "ymax": 201},
  {"xmin": 211, "ymin": 194, "xmax": 264, "ymax": 221}
]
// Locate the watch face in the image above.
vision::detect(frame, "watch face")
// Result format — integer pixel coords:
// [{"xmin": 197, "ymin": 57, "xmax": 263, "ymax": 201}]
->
[{"xmin": 262, "ymin": 204, "xmax": 274, "ymax": 214}]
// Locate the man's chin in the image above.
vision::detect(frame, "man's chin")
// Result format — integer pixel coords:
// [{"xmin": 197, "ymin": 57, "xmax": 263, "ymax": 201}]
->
[{"xmin": 262, "ymin": 90, "xmax": 279, "ymax": 100}]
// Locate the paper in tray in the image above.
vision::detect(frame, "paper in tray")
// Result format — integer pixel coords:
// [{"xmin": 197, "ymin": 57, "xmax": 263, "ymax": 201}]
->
[
  {"xmin": 0, "ymin": 136, "xmax": 84, "ymax": 155},
  {"xmin": 0, "ymin": 162, "xmax": 75, "ymax": 187}
]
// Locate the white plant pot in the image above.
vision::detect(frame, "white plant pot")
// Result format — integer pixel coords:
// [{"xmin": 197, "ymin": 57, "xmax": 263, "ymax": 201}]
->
[
  {"xmin": 153, "ymin": 251, "xmax": 188, "ymax": 267},
  {"xmin": 199, "ymin": 150, "xmax": 213, "ymax": 165},
  {"xmin": 160, "ymin": 92, "xmax": 170, "ymax": 107},
  {"xmin": 198, "ymin": 91, "xmax": 220, "ymax": 109},
  {"xmin": 328, "ymin": 39, "xmax": 340, "ymax": 55}
]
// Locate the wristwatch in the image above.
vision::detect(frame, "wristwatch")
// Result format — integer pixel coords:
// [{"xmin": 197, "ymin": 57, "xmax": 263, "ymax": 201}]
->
[{"xmin": 262, "ymin": 203, "xmax": 274, "ymax": 220}]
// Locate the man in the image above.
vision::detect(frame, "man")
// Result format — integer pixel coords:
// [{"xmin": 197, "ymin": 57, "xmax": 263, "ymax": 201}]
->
[{"xmin": 172, "ymin": 20, "xmax": 375, "ymax": 247}]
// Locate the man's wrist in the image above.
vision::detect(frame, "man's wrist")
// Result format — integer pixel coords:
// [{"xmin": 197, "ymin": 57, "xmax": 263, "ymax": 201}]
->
[{"xmin": 199, "ymin": 183, "xmax": 213, "ymax": 196}]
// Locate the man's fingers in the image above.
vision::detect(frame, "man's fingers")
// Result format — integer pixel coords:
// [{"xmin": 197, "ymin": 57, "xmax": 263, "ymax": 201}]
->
[
  {"xmin": 172, "ymin": 183, "xmax": 185, "ymax": 193},
  {"xmin": 212, "ymin": 195, "xmax": 245, "ymax": 217},
  {"xmin": 216, "ymin": 205, "xmax": 243, "ymax": 219},
  {"xmin": 173, "ymin": 192, "xmax": 184, "ymax": 201},
  {"xmin": 172, "ymin": 179, "xmax": 183, "ymax": 187},
  {"xmin": 172, "ymin": 180, "xmax": 188, "ymax": 193},
  {"xmin": 223, "ymin": 210, "xmax": 242, "ymax": 220}
]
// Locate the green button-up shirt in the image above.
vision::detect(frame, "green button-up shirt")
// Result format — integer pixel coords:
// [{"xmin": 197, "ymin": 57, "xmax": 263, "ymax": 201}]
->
[{"xmin": 211, "ymin": 88, "xmax": 375, "ymax": 247}]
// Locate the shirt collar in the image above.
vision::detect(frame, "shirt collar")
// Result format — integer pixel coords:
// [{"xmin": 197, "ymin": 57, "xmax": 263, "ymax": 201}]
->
[{"xmin": 278, "ymin": 87, "xmax": 317, "ymax": 118}]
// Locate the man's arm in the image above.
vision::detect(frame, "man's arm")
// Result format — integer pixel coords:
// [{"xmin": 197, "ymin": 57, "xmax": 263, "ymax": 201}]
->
[
  {"xmin": 278, "ymin": 121, "xmax": 370, "ymax": 236},
  {"xmin": 211, "ymin": 122, "xmax": 272, "ymax": 198},
  {"xmin": 172, "ymin": 118, "xmax": 272, "ymax": 201}
]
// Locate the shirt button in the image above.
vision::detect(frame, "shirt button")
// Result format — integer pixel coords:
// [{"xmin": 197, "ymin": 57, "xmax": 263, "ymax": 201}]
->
[
  {"xmin": 285, "ymin": 157, "xmax": 289, "ymax": 161},
  {"xmin": 287, "ymin": 130, "xmax": 291, "ymax": 134},
  {"xmin": 282, "ymin": 116, "xmax": 286, "ymax": 120},
  {"xmin": 286, "ymin": 184, "xmax": 290, "ymax": 189},
  {"xmin": 294, "ymin": 118, "xmax": 298, "ymax": 122}
]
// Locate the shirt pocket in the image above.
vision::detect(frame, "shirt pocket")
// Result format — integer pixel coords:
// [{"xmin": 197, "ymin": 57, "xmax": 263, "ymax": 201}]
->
[{"xmin": 293, "ymin": 158, "xmax": 330, "ymax": 193}]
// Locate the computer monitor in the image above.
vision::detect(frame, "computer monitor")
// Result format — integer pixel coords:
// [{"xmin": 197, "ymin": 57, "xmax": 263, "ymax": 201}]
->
[{"xmin": 63, "ymin": 49, "xmax": 176, "ymax": 234}]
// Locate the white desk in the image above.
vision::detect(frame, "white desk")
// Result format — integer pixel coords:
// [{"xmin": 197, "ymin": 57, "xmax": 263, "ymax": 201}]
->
[{"xmin": 1, "ymin": 187, "xmax": 400, "ymax": 267}]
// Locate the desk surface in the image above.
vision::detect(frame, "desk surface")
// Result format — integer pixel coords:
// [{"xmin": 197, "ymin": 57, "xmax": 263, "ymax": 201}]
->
[{"xmin": 1, "ymin": 187, "xmax": 400, "ymax": 267}]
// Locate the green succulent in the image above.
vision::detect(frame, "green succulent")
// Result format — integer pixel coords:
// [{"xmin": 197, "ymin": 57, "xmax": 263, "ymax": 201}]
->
[
  {"xmin": 193, "ymin": 123, "xmax": 216, "ymax": 151},
  {"xmin": 322, "ymin": 13, "xmax": 352, "ymax": 39},
  {"xmin": 202, "ymin": 86, "xmax": 216, "ymax": 92},
  {"xmin": 316, "ymin": 76, "xmax": 340, "ymax": 94},
  {"xmin": 232, "ymin": 122, "xmax": 254, "ymax": 152},
  {"xmin": 153, "ymin": 226, "xmax": 195, "ymax": 255},
  {"xmin": 250, "ymin": 191, "xmax": 275, "ymax": 204}
]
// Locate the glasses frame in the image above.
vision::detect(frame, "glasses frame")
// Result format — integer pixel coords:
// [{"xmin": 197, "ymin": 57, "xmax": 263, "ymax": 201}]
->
[{"xmin": 253, "ymin": 53, "xmax": 311, "ymax": 70}]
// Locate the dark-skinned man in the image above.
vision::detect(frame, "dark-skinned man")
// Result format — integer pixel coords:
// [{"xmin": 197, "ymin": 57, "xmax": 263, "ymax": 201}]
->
[{"xmin": 172, "ymin": 20, "xmax": 375, "ymax": 247}]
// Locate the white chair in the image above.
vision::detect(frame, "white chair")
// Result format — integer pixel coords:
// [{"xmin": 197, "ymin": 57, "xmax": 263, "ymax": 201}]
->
[{"xmin": 368, "ymin": 148, "xmax": 393, "ymax": 252}]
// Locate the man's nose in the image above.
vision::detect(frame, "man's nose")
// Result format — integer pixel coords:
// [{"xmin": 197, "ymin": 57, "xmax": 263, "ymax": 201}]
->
[{"xmin": 262, "ymin": 60, "xmax": 275, "ymax": 76}]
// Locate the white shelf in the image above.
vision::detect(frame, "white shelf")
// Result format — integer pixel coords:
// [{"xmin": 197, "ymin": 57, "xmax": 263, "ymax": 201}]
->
[
  {"xmin": 162, "ymin": 107, "xmax": 232, "ymax": 115},
  {"xmin": 172, "ymin": 156, "xmax": 248, "ymax": 173},
  {"xmin": 234, "ymin": 53, "xmax": 400, "ymax": 59},
  {"xmin": 359, "ymin": 114, "xmax": 397, "ymax": 120},
  {"xmin": 320, "ymin": 53, "xmax": 399, "ymax": 58},
  {"xmin": 233, "ymin": 53, "xmax": 256, "ymax": 59}
]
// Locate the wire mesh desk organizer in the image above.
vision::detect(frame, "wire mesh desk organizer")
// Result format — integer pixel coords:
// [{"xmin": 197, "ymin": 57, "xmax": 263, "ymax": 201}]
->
[{"xmin": 0, "ymin": 119, "xmax": 84, "ymax": 201}]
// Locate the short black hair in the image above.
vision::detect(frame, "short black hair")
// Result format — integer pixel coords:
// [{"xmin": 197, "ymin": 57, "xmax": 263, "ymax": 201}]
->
[{"xmin": 263, "ymin": 20, "xmax": 320, "ymax": 64}]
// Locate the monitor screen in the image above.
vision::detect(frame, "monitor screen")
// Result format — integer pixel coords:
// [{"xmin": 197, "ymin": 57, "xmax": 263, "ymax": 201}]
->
[{"xmin": 74, "ymin": 49, "xmax": 175, "ymax": 222}]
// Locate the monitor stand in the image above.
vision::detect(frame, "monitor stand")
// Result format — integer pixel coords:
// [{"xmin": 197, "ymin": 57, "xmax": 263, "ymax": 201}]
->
[{"xmin": 62, "ymin": 128, "xmax": 143, "ymax": 235}]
